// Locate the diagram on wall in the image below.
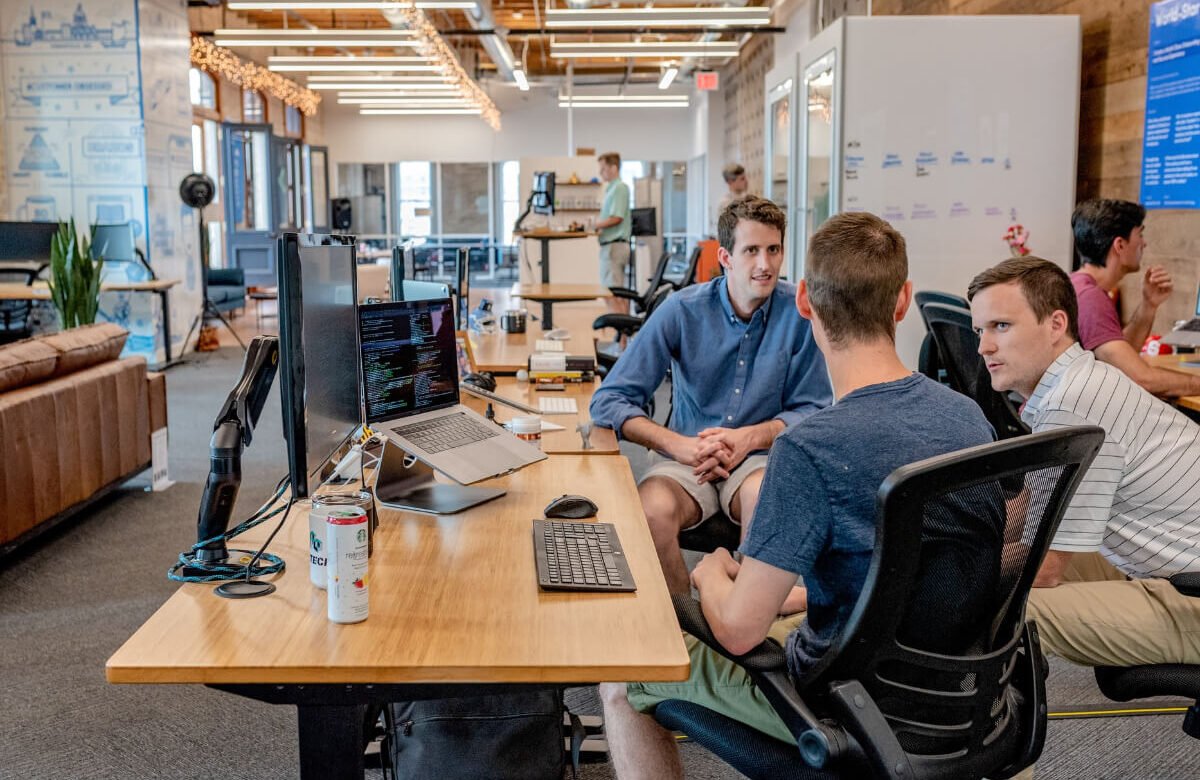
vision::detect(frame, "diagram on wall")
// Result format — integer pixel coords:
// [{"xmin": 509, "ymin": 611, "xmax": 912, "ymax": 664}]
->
[{"xmin": 12, "ymin": 4, "xmax": 132, "ymax": 50}]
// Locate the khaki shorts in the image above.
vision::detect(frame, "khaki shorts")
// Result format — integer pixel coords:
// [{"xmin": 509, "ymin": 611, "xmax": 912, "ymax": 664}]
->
[
  {"xmin": 599, "ymin": 241, "xmax": 630, "ymax": 288},
  {"xmin": 639, "ymin": 452, "xmax": 769, "ymax": 526},
  {"xmin": 626, "ymin": 614, "xmax": 804, "ymax": 744}
]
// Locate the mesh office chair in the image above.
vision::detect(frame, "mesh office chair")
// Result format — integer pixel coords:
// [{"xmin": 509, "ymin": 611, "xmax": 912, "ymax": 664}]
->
[
  {"xmin": 923, "ymin": 302, "xmax": 1030, "ymax": 439},
  {"xmin": 653, "ymin": 426, "xmax": 1105, "ymax": 780},
  {"xmin": 605, "ymin": 248, "xmax": 675, "ymax": 315},
  {"xmin": 915, "ymin": 291, "xmax": 968, "ymax": 384},
  {"xmin": 672, "ymin": 246, "xmax": 703, "ymax": 291},
  {"xmin": 1092, "ymin": 572, "xmax": 1200, "ymax": 741},
  {"xmin": 0, "ymin": 267, "xmax": 38, "ymax": 343}
]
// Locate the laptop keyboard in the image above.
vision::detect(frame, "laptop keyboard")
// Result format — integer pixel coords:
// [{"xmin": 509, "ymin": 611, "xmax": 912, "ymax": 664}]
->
[
  {"xmin": 1180, "ymin": 319, "xmax": 1200, "ymax": 332},
  {"xmin": 533, "ymin": 520, "xmax": 636, "ymax": 592},
  {"xmin": 393, "ymin": 412, "xmax": 500, "ymax": 454},
  {"xmin": 538, "ymin": 396, "xmax": 578, "ymax": 414}
]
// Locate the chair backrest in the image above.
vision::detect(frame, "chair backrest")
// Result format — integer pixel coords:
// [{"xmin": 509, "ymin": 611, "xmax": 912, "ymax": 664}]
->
[
  {"xmin": 915, "ymin": 290, "xmax": 968, "ymax": 325},
  {"xmin": 638, "ymin": 250, "xmax": 674, "ymax": 309},
  {"xmin": 797, "ymin": 427, "xmax": 1104, "ymax": 774},
  {"xmin": 91, "ymin": 223, "xmax": 137, "ymax": 263},
  {"xmin": 923, "ymin": 302, "xmax": 1030, "ymax": 439},
  {"xmin": 678, "ymin": 246, "xmax": 702, "ymax": 289},
  {"xmin": 0, "ymin": 267, "xmax": 38, "ymax": 334}
]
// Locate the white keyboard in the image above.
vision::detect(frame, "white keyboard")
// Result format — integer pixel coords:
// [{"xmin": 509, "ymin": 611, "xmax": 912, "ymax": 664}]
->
[
  {"xmin": 538, "ymin": 396, "xmax": 578, "ymax": 415},
  {"xmin": 535, "ymin": 339, "xmax": 565, "ymax": 352}
]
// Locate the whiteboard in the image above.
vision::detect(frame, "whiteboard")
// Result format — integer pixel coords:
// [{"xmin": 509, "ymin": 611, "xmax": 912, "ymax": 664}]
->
[{"xmin": 809, "ymin": 16, "xmax": 1081, "ymax": 365}]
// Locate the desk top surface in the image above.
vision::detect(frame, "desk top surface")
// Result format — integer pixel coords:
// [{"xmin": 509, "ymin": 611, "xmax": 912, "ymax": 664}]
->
[
  {"xmin": 469, "ymin": 301, "xmax": 604, "ymax": 374},
  {"xmin": 515, "ymin": 231, "xmax": 594, "ymax": 240},
  {"xmin": 106, "ymin": 455, "xmax": 687, "ymax": 686},
  {"xmin": 512, "ymin": 283, "xmax": 611, "ymax": 301},
  {"xmin": 1148, "ymin": 354, "xmax": 1200, "ymax": 412},
  {"xmin": 0, "ymin": 279, "xmax": 179, "ymax": 299},
  {"xmin": 459, "ymin": 377, "xmax": 618, "ymax": 455}
]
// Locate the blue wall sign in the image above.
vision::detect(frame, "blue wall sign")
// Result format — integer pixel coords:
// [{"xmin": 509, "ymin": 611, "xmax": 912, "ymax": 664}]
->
[{"xmin": 1142, "ymin": 0, "xmax": 1200, "ymax": 209}]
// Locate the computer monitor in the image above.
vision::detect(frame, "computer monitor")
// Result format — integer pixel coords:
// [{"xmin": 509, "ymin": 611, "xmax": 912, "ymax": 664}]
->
[
  {"xmin": 0, "ymin": 221, "xmax": 58, "ymax": 262},
  {"xmin": 390, "ymin": 244, "xmax": 417, "ymax": 299},
  {"xmin": 630, "ymin": 207, "xmax": 656, "ymax": 237},
  {"xmin": 277, "ymin": 233, "xmax": 362, "ymax": 499},
  {"xmin": 454, "ymin": 247, "xmax": 471, "ymax": 331},
  {"xmin": 531, "ymin": 171, "xmax": 556, "ymax": 216},
  {"xmin": 91, "ymin": 223, "xmax": 137, "ymax": 262}
]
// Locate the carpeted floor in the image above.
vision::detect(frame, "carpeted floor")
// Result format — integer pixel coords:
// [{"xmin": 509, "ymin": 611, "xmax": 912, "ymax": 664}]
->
[{"xmin": 0, "ymin": 346, "xmax": 1196, "ymax": 779}]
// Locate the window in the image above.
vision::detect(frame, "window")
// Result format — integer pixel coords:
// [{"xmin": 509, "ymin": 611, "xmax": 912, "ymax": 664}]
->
[
  {"xmin": 619, "ymin": 161, "xmax": 646, "ymax": 204},
  {"xmin": 285, "ymin": 105, "xmax": 304, "ymax": 138},
  {"xmin": 242, "ymin": 89, "xmax": 266, "ymax": 123},
  {"xmin": 439, "ymin": 163, "xmax": 490, "ymax": 235},
  {"xmin": 189, "ymin": 68, "xmax": 216, "ymax": 111},
  {"xmin": 498, "ymin": 161, "xmax": 520, "ymax": 244},
  {"xmin": 397, "ymin": 162, "xmax": 433, "ymax": 237}
]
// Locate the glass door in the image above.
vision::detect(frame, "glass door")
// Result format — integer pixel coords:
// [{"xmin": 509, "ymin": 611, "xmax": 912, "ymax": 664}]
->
[
  {"xmin": 221, "ymin": 122, "xmax": 275, "ymax": 288},
  {"xmin": 307, "ymin": 145, "xmax": 330, "ymax": 232},
  {"xmin": 798, "ymin": 51, "xmax": 837, "ymax": 279},
  {"xmin": 766, "ymin": 80, "xmax": 793, "ymax": 211}
]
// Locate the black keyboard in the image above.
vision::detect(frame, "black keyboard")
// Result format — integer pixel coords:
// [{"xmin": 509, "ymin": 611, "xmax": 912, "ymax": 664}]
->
[
  {"xmin": 393, "ymin": 412, "xmax": 499, "ymax": 454},
  {"xmin": 533, "ymin": 520, "xmax": 636, "ymax": 592}
]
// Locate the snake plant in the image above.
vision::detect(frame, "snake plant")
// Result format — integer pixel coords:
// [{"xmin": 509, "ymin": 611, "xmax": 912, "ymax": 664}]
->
[{"xmin": 47, "ymin": 221, "xmax": 103, "ymax": 330}]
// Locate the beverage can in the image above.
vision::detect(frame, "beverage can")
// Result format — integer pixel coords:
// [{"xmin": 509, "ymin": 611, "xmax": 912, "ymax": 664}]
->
[
  {"xmin": 312, "ymin": 490, "xmax": 377, "ymax": 557},
  {"xmin": 326, "ymin": 508, "xmax": 370, "ymax": 624},
  {"xmin": 307, "ymin": 501, "xmax": 335, "ymax": 589}
]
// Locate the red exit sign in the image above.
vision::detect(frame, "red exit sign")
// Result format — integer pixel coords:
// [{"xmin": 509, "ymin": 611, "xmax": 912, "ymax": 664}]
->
[{"xmin": 696, "ymin": 71, "xmax": 719, "ymax": 91}]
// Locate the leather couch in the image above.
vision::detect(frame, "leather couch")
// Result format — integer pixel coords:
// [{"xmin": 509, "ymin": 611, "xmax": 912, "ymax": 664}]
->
[{"xmin": 0, "ymin": 323, "xmax": 166, "ymax": 557}]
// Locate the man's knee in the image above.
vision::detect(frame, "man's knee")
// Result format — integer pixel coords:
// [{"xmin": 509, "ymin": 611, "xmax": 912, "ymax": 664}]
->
[
  {"xmin": 639, "ymin": 478, "xmax": 698, "ymax": 539},
  {"xmin": 730, "ymin": 468, "xmax": 765, "ymax": 525}
]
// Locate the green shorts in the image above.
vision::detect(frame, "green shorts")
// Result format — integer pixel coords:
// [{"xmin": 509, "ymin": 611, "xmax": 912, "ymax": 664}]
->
[{"xmin": 625, "ymin": 615, "xmax": 804, "ymax": 745}]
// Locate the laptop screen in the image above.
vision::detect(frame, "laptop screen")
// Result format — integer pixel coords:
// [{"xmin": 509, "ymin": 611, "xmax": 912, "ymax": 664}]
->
[{"xmin": 359, "ymin": 298, "xmax": 459, "ymax": 424}]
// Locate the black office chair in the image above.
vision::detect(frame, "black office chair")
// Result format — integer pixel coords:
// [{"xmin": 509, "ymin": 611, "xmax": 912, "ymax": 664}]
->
[
  {"xmin": 0, "ymin": 267, "xmax": 37, "ymax": 343},
  {"xmin": 923, "ymin": 302, "xmax": 1030, "ymax": 439},
  {"xmin": 666, "ymin": 245, "xmax": 703, "ymax": 292},
  {"xmin": 653, "ymin": 426, "xmax": 1105, "ymax": 780},
  {"xmin": 915, "ymin": 291, "xmax": 968, "ymax": 385},
  {"xmin": 1093, "ymin": 571, "xmax": 1200, "ymax": 741},
  {"xmin": 607, "ymin": 249, "xmax": 675, "ymax": 315}
]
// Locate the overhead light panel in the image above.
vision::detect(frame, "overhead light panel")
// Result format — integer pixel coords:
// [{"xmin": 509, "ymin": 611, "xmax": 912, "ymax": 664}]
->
[
  {"xmin": 230, "ymin": 1, "xmax": 476, "ymax": 8},
  {"xmin": 658, "ymin": 65, "xmax": 678, "ymax": 90},
  {"xmin": 307, "ymin": 74, "xmax": 454, "ymax": 82},
  {"xmin": 336, "ymin": 90, "xmax": 462, "ymax": 97},
  {"xmin": 513, "ymin": 68, "xmax": 530, "ymax": 91},
  {"xmin": 550, "ymin": 40, "xmax": 740, "ymax": 59},
  {"xmin": 270, "ymin": 56, "xmax": 435, "ymax": 65},
  {"xmin": 545, "ymin": 6, "xmax": 770, "ymax": 28},
  {"xmin": 361, "ymin": 108, "xmax": 484, "ymax": 115},
  {"xmin": 338, "ymin": 97, "xmax": 476, "ymax": 105},
  {"xmin": 214, "ymin": 28, "xmax": 422, "ymax": 48}
]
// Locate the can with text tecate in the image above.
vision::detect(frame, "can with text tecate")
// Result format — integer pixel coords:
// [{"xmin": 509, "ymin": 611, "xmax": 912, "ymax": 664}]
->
[
  {"xmin": 307, "ymin": 497, "xmax": 348, "ymax": 589},
  {"xmin": 326, "ymin": 507, "xmax": 370, "ymax": 624}
]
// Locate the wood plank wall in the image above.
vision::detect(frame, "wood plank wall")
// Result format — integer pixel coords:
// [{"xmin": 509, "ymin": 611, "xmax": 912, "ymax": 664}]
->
[
  {"xmin": 876, "ymin": 0, "xmax": 1199, "ymax": 335},
  {"xmin": 721, "ymin": 34, "xmax": 775, "ymax": 195}
]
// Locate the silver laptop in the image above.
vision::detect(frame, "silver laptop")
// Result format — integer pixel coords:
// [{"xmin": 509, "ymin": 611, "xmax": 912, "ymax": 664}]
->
[
  {"xmin": 1164, "ymin": 283, "xmax": 1200, "ymax": 347},
  {"xmin": 358, "ymin": 298, "xmax": 546, "ymax": 484}
]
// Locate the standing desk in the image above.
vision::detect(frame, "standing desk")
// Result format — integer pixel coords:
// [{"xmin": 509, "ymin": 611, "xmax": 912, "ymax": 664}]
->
[
  {"xmin": 515, "ymin": 229, "xmax": 594, "ymax": 285},
  {"xmin": 0, "ymin": 279, "xmax": 180, "ymax": 365},
  {"xmin": 1147, "ymin": 354, "xmax": 1200, "ymax": 413},
  {"xmin": 469, "ymin": 299, "xmax": 606, "ymax": 374},
  {"xmin": 510, "ymin": 282, "xmax": 611, "ymax": 330},
  {"xmin": 106, "ymin": 455, "xmax": 688, "ymax": 779}
]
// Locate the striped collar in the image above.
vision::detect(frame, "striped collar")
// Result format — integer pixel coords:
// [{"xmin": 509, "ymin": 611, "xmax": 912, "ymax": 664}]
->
[{"xmin": 1022, "ymin": 343, "xmax": 1087, "ymax": 421}]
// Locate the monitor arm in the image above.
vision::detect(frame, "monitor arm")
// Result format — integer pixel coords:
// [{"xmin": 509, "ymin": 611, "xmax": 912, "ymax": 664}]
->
[
  {"xmin": 513, "ymin": 191, "xmax": 536, "ymax": 236},
  {"xmin": 194, "ymin": 336, "xmax": 280, "ymax": 563}
]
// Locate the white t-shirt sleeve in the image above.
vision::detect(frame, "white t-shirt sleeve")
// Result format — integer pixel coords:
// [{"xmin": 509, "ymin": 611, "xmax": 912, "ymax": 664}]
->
[{"xmin": 1034, "ymin": 408, "xmax": 1126, "ymax": 552}]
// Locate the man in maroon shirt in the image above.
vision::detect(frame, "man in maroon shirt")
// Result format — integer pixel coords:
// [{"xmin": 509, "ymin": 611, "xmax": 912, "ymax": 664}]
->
[{"xmin": 1070, "ymin": 198, "xmax": 1200, "ymax": 397}]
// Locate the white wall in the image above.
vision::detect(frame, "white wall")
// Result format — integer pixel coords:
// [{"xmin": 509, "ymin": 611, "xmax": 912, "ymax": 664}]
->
[{"xmin": 324, "ymin": 88, "xmax": 698, "ymax": 165}]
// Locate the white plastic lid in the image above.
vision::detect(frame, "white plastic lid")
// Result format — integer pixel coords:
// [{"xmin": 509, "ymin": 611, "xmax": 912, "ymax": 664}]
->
[{"xmin": 511, "ymin": 416, "xmax": 541, "ymax": 434}]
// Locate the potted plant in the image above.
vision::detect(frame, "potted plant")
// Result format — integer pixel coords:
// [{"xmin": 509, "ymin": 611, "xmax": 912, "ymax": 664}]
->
[{"xmin": 48, "ymin": 221, "xmax": 103, "ymax": 329}]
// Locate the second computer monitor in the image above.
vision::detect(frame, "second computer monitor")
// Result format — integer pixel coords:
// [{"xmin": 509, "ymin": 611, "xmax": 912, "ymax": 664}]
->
[{"xmin": 532, "ymin": 171, "xmax": 556, "ymax": 216}]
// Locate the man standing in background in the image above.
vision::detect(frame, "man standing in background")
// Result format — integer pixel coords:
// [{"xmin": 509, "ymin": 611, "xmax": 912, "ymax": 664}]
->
[
  {"xmin": 597, "ymin": 152, "xmax": 632, "ymax": 314},
  {"xmin": 717, "ymin": 163, "xmax": 750, "ymax": 217}
]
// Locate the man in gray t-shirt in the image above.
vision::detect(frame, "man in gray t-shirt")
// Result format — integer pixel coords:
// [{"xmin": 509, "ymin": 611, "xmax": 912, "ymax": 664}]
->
[{"xmin": 600, "ymin": 212, "xmax": 996, "ymax": 779}]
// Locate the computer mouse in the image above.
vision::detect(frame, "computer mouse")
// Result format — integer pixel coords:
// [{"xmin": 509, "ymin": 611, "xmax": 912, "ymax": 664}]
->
[
  {"xmin": 463, "ymin": 371, "xmax": 497, "ymax": 392},
  {"xmin": 544, "ymin": 494, "xmax": 598, "ymax": 519}
]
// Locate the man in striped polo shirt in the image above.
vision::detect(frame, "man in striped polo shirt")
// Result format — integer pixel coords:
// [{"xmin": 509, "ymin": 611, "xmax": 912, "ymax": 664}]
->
[{"xmin": 968, "ymin": 256, "xmax": 1200, "ymax": 667}]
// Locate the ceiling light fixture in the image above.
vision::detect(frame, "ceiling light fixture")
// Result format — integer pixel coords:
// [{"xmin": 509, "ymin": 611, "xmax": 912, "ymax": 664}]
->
[
  {"xmin": 309, "ymin": 82, "xmax": 456, "ymax": 90},
  {"xmin": 550, "ymin": 40, "xmax": 740, "ymax": 59},
  {"xmin": 213, "ymin": 28, "xmax": 422, "ymax": 48},
  {"xmin": 269, "ymin": 55, "xmax": 436, "ymax": 65},
  {"xmin": 658, "ymin": 65, "xmax": 678, "ymax": 90},
  {"xmin": 338, "ymin": 97, "xmax": 475, "ymax": 104},
  {"xmin": 229, "ymin": 1, "xmax": 476, "ymax": 9},
  {"xmin": 306, "ymin": 74, "xmax": 454, "ymax": 82},
  {"xmin": 545, "ymin": 6, "xmax": 770, "ymax": 28},
  {"xmin": 557, "ymin": 93, "xmax": 689, "ymax": 108},
  {"xmin": 513, "ymin": 67, "xmax": 530, "ymax": 91},
  {"xmin": 337, "ymin": 89, "xmax": 462, "ymax": 97},
  {"xmin": 360, "ymin": 108, "xmax": 484, "ymax": 115}
]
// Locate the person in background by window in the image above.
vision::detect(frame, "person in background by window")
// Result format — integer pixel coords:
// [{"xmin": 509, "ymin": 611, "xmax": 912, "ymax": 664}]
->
[
  {"xmin": 597, "ymin": 152, "xmax": 632, "ymax": 314},
  {"xmin": 717, "ymin": 163, "xmax": 750, "ymax": 220}
]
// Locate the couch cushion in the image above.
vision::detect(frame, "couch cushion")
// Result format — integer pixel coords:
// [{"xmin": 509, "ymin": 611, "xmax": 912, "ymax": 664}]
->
[
  {"xmin": 39, "ymin": 323, "xmax": 129, "ymax": 377},
  {"xmin": 0, "ymin": 339, "xmax": 59, "ymax": 393}
]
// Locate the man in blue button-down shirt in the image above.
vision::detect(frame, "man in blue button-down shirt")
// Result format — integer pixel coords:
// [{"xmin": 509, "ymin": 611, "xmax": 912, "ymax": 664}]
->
[{"xmin": 590, "ymin": 196, "xmax": 832, "ymax": 593}]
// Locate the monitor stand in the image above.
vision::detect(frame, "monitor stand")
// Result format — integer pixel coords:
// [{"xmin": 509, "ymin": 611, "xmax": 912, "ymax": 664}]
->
[{"xmin": 372, "ymin": 440, "xmax": 506, "ymax": 514}]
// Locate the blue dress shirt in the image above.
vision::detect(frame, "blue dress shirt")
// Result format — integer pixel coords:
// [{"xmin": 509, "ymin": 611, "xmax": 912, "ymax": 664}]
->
[{"xmin": 589, "ymin": 278, "xmax": 832, "ymax": 445}]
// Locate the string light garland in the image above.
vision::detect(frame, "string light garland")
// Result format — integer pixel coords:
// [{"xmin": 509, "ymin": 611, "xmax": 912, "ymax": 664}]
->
[
  {"xmin": 394, "ymin": 6, "xmax": 500, "ymax": 130},
  {"xmin": 190, "ymin": 36, "xmax": 321, "ymax": 116}
]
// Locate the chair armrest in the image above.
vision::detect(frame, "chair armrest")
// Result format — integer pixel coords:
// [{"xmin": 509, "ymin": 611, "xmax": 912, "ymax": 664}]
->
[
  {"xmin": 826, "ymin": 680, "xmax": 914, "ymax": 780},
  {"xmin": 1171, "ymin": 571, "xmax": 1200, "ymax": 597},
  {"xmin": 607, "ymin": 286, "xmax": 640, "ymax": 301},
  {"xmin": 671, "ymin": 594, "xmax": 851, "ymax": 768},
  {"xmin": 592, "ymin": 314, "xmax": 643, "ymax": 334}
]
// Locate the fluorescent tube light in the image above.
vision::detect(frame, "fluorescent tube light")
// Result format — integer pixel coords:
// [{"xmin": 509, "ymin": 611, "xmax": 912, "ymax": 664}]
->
[
  {"xmin": 339, "ymin": 97, "xmax": 476, "ymax": 105},
  {"xmin": 306, "ymin": 74, "xmax": 453, "ymax": 82},
  {"xmin": 545, "ymin": 7, "xmax": 770, "ymax": 28},
  {"xmin": 513, "ymin": 68, "xmax": 530, "ymax": 91},
  {"xmin": 272, "ymin": 64, "xmax": 443, "ymax": 72},
  {"xmin": 269, "ymin": 56, "xmax": 436, "ymax": 65},
  {"xmin": 658, "ymin": 66, "xmax": 678, "ymax": 89},
  {"xmin": 214, "ymin": 29, "xmax": 422, "ymax": 48},
  {"xmin": 361, "ymin": 108, "xmax": 484, "ymax": 115},
  {"xmin": 310, "ymin": 82, "xmax": 456, "ymax": 90},
  {"xmin": 230, "ymin": 1, "xmax": 476, "ymax": 8},
  {"xmin": 550, "ymin": 40, "xmax": 739, "ymax": 59}
]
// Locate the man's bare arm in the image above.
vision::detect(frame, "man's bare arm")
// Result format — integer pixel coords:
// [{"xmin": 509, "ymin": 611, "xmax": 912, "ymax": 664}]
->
[{"xmin": 1094, "ymin": 340, "xmax": 1200, "ymax": 398}]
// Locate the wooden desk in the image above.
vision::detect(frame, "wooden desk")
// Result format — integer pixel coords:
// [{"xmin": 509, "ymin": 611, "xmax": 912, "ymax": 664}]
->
[
  {"xmin": 469, "ymin": 300, "xmax": 604, "ymax": 374},
  {"xmin": 1147, "ymin": 354, "xmax": 1200, "ymax": 412},
  {"xmin": 0, "ymin": 279, "xmax": 181, "ymax": 364},
  {"xmin": 514, "ymin": 231, "xmax": 595, "ymax": 285},
  {"xmin": 511, "ymin": 282, "xmax": 612, "ymax": 330},
  {"xmin": 460, "ymin": 376, "xmax": 619, "ymax": 454},
  {"xmin": 107, "ymin": 456, "xmax": 687, "ymax": 778}
]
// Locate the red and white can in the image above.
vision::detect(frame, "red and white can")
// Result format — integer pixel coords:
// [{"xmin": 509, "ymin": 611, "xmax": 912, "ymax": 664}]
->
[{"xmin": 326, "ymin": 507, "xmax": 370, "ymax": 624}]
